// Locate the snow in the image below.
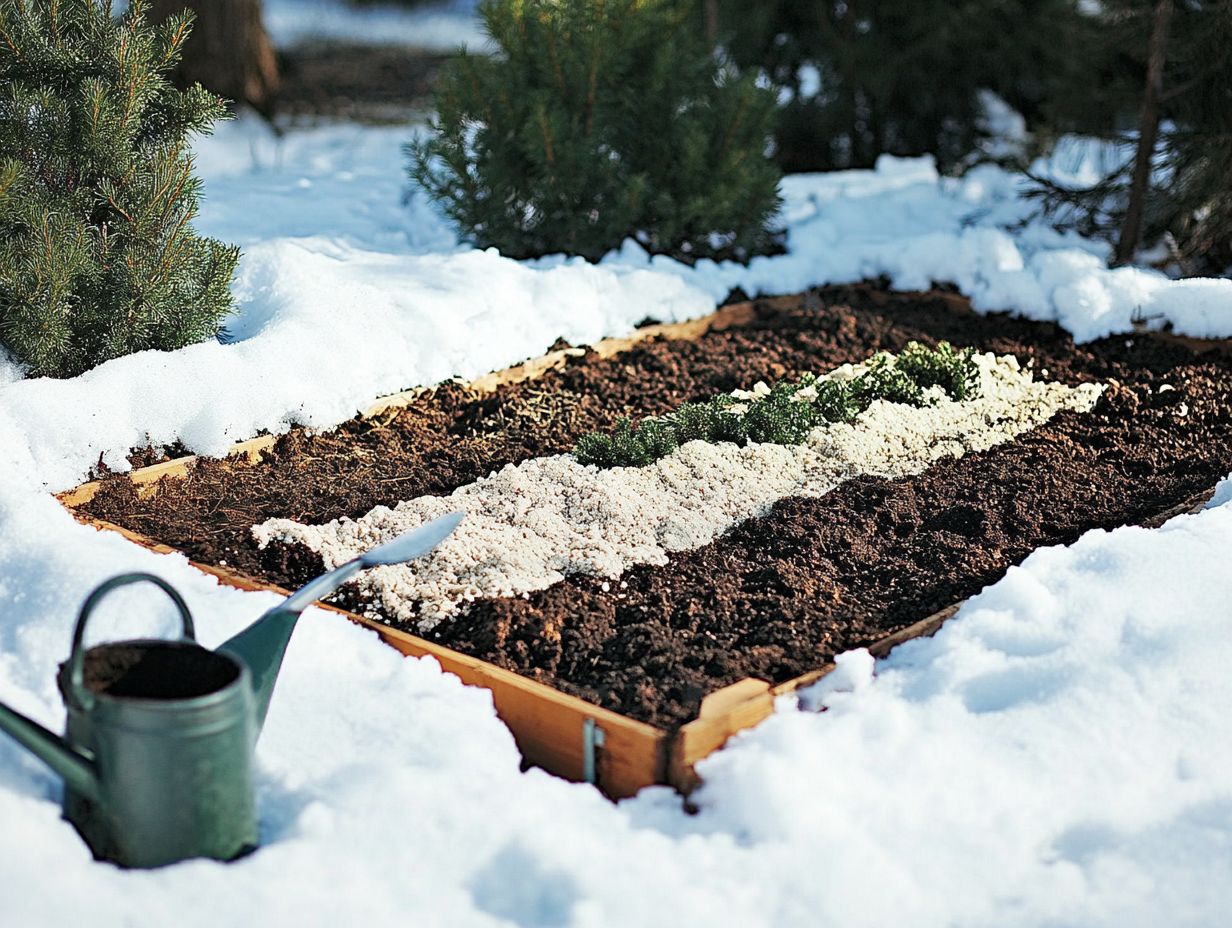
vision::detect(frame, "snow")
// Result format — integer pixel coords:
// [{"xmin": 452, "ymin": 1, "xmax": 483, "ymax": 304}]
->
[
  {"xmin": 976, "ymin": 90, "xmax": 1030, "ymax": 161},
  {"xmin": 0, "ymin": 114, "xmax": 1230, "ymax": 924},
  {"xmin": 691, "ymin": 503, "xmax": 1232, "ymax": 925},
  {"xmin": 264, "ymin": 0, "xmax": 488, "ymax": 51},
  {"xmin": 1208, "ymin": 474, "xmax": 1232, "ymax": 509},
  {"xmin": 2, "ymin": 445, "xmax": 1230, "ymax": 924},
  {"xmin": 797, "ymin": 63, "xmax": 822, "ymax": 100},
  {"xmin": 1029, "ymin": 133, "xmax": 1134, "ymax": 191}
]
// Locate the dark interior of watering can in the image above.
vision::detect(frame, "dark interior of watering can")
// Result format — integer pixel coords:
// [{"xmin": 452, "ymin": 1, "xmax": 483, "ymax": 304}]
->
[{"xmin": 74, "ymin": 643, "xmax": 241, "ymax": 700}]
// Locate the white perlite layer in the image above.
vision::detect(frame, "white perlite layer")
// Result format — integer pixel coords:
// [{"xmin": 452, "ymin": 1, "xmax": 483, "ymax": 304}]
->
[{"xmin": 254, "ymin": 354, "xmax": 1102, "ymax": 630}]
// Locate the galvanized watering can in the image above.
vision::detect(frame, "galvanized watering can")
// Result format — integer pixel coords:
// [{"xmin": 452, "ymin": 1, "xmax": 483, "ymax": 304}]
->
[{"xmin": 0, "ymin": 511, "xmax": 463, "ymax": 869}]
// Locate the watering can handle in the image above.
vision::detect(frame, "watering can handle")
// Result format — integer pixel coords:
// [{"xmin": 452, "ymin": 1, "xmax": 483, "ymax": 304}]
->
[{"xmin": 66, "ymin": 573, "xmax": 196, "ymax": 711}]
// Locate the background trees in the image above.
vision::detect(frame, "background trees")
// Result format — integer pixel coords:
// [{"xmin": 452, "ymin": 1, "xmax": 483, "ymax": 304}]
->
[
  {"xmin": 1034, "ymin": 0, "xmax": 1232, "ymax": 269},
  {"xmin": 0, "ymin": 0, "xmax": 238, "ymax": 377},
  {"xmin": 714, "ymin": 0, "xmax": 1095, "ymax": 173}
]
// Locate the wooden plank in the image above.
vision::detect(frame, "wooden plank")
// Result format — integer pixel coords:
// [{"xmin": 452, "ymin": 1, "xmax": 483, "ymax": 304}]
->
[
  {"xmin": 67, "ymin": 511, "xmax": 669, "ymax": 799},
  {"xmin": 664, "ymin": 486, "xmax": 1220, "ymax": 794},
  {"xmin": 665, "ymin": 599, "xmax": 967, "ymax": 793},
  {"xmin": 369, "ymin": 623, "xmax": 668, "ymax": 799},
  {"xmin": 1137, "ymin": 329, "xmax": 1232, "ymax": 359},
  {"xmin": 61, "ymin": 434, "xmax": 278, "ymax": 508},
  {"xmin": 1135, "ymin": 488, "xmax": 1218, "ymax": 528},
  {"xmin": 364, "ymin": 300, "xmax": 762, "ymax": 416},
  {"xmin": 667, "ymin": 680, "xmax": 777, "ymax": 794},
  {"xmin": 698, "ymin": 678, "xmax": 772, "ymax": 719},
  {"xmin": 58, "ymin": 299, "xmax": 766, "ymax": 508}
]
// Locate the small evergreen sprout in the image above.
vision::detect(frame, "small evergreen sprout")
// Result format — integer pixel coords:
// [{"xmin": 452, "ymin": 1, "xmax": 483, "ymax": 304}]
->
[
  {"xmin": 895, "ymin": 340, "xmax": 980, "ymax": 401},
  {"xmin": 630, "ymin": 417, "xmax": 679, "ymax": 462},
  {"xmin": 664, "ymin": 400, "xmax": 724, "ymax": 444},
  {"xmin": 811, "ymin": 376, "xmax": 863, "ymax": 423},
  {"xmin": 573, "ymin": 429, "xmax": 619, "ymax": 468},
  {"xmin": 707, "ymin": 392, "xmax": 750, "ymax": 445},
  {"xmin": 0, "ymin": 0, "xmax": 239, "ymax": 378},
  {"xmin": 608, "ymin": 419, "xmax": 650, "ymax": 467},
  {"xmin": 572, "ymin": 342, "xmax": 983, "ymax": 469},
  {"xmin": 851, "ymin": 352, "xmax": 924, "ymax": 406},
  {"xmin": 741, "ymin": 379, "xmax": 822, "ymax": 445},
  {"xmin": 574, "ymin": 416, "xmax": 679, "ymax": 468}
]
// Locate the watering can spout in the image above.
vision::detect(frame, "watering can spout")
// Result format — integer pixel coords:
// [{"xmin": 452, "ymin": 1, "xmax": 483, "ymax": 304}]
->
[
  {"xmin": 220, "ymin": 510, "xmax": 466, "ymax": 732},
  {"xmin": 0, "ymin": 700, "xmax": 99, "ymax": 802},
  {"xmin": 218, "ymin": 604, "xmax": 301, "ymax": 733}
]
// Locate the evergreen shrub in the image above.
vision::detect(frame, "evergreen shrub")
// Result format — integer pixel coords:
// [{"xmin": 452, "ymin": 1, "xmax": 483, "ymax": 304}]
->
[
  {"xmin": 408, "ymin": 0, "xmax": 783, "ymax": 263},
  {"xmin": 0, "ymin": 0, "xmax": 238, "ymax": 378},
  {"xmin": 895, "ymin": 340, "xmax": 981, "ymax": 401}
]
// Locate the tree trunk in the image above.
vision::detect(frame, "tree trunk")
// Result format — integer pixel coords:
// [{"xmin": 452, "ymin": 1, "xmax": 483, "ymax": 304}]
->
[
  {"xmin": 704, "ymin": 0, "xmax": 718, "ymax": 42},
  {"xmin": 1115, "ymin": 0, "xmax": 1173, "ymax": 266},
  {"xmin": 151, "ymin": 0, "xmax": 280, "ymax": 121}
]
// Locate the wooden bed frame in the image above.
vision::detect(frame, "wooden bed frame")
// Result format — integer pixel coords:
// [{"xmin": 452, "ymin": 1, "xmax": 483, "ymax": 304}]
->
[{"xmin": 56, "ymin": 290, "xmax": 1221, "ymax": 799}]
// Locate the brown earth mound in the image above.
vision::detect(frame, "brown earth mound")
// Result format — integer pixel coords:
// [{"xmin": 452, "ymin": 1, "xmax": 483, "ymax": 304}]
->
[{"xmin": 438, "ymin": 375, "xmax": 1226, "ymax": 726}]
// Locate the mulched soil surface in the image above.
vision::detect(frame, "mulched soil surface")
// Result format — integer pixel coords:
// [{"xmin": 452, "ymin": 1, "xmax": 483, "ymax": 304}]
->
[{"xmin": 80, "ymin": 285, "xmax": 1232, "ymax": 727}]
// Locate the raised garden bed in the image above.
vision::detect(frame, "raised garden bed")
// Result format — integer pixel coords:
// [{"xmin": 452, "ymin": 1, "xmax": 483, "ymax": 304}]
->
[{"xmin": 62, "ymin": 284, "xmax": 1232, "ymax": 797}]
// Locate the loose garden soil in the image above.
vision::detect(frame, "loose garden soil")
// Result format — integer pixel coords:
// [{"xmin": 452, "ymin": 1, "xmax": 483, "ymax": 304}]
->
[
  {"xmin": 79, "ymin": 285, "xmax": 1232, "ymax": 727},
  {"xmin": 74, "ymin": 643, "xmax": 241, "ymax": 701}
]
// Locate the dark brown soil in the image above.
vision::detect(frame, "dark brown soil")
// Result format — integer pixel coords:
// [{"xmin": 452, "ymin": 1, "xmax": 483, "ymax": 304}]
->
[
  {"xmin": 87, "ymin": 286, "xmax": 1017, "ymax": 586},
  {"xmin": 79, "ymin": 286, "xmax": 1232, "ymax": 727},
  {"xmin": 441, "ymin": 375, "xmax": 1229, "ymax": 726},
  {"xmin": 71, "ymin": 643, "xmax": 241, "ymax": 701}
]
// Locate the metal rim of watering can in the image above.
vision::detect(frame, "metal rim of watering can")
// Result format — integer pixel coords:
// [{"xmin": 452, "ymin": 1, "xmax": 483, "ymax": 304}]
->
[{"xmin": 66, "ymin": 573, "xmax": 198, "ymax": 713}]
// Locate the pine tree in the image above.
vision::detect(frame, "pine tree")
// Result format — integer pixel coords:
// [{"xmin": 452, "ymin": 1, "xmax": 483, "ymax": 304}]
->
[
  {"xmin": 409, "ymin": 0, "xmax": 783, "ymax": 264},
  {"xmin": 0, "ymin": 0, "xmax": 239, "ymax": 378},
  {"xmin": 1030, "ymin": 1, "xmax": 1232, "ymax": 270},
  {"xmin": 716, "ymin": 0, "xmax": 1096, "ymax": 173}
]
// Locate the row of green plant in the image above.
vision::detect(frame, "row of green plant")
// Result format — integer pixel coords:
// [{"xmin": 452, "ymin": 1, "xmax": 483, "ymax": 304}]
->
[{"xmin": 573, "ymin": 341, "xmax": 980, "ymax": 468}]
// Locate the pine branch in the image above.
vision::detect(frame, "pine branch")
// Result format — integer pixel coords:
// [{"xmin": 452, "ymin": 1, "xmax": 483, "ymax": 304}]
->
[{"xmin": 0, "ymin": 0, "xmax": 237, "ymax": 377}]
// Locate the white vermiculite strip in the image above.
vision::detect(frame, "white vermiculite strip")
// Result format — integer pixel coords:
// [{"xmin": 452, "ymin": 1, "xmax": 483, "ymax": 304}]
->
[{"xmin": 254, "ymin": 354, "xmax": 1102, "ymax": 630}]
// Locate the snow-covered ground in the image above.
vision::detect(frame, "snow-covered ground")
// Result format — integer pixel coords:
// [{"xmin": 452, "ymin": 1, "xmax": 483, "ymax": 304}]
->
[{"xmin": 1, "ymin": 115, "xmax": 1230, "ymax": 925}]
